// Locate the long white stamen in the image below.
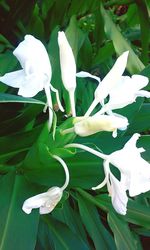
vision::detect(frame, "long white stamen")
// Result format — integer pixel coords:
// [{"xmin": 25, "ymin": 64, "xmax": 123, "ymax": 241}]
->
[
  {"xmin": 61, "ymin": 127, "xmax": 74, "ymax": 135},
  {"xmin": 44, "ymin": 85, "xmax": 53, "ymax": 130},
  {"xmin": 92, "ymin": 176, "xmax": 107, "ymax": 190},
  {"xmin": 65, "ymin": 143, "xmax": 108, "ymax": 160},
  {"xmin": 84, "ymin": 99, "xmax": 98, "ymax": 117},
  {"xmin": 50, "ymin": 83, "xmax": 64, "ymax": 112},
  {"xmin": 52, "ymin": 155, "xmax": 69, "ymax": 191},
  {"xmin": 69, "ymin": 90, "xmax": 76, "ymax": 117}
]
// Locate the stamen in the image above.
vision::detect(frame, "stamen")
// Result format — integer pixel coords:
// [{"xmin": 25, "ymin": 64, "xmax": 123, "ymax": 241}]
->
[
  {"xmin": 92, "ymin": 176, "xmax": 107, "ymax": 190},
  {"xmin": 84, "ymin": 99, "xmax": 98, "ymax": 117},
  {"xmin": 50, "ymin": 83, "xmax": 64, "ymax": 112},
  {"xmin": 65, "ymin": 143, "xmax": 108, "ymax": 160},
  {"xmin": 52, "ymin": 155, "xmax": 69, "ymax": 190},
  {"xmin": 44, "ymin": 85, "xmax": 53, "ymax": 130}
]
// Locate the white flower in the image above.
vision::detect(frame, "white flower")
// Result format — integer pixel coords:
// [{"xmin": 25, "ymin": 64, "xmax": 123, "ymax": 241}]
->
[
  {"xmin": 109, "ymin": 133, "xmax": 150, "ymax": 197},
  {"xmin": 76, "ymin": 51, "xmax": 129, "ymax": 117},
  {"xmin": 0, "ymin": 35, "xmax": 51, "ymax": 97},
  {"xmin": 0, "ymin": 35, "xmax": 64, "ymax": 129},
  {"xmin": 22, "ymin": 155, "xmax": 69, "ymax": 215},
  {"xmin": 73, "ymin": 114, "xmax": 128, "ymax": 137},
  {"xmin": 58, "ymin": 31, "xmax": 76, "ymax": 117},
  {"xmin": 99, "ymin": 74, "xmax": 150, "ymax": 114},
  {"xmin": 93, "ymin": 133, "xmax": 150, "ymax": 214},
  {"xmin": 22, "ymin": 187, "xmax": 63, "ymax": 214}
]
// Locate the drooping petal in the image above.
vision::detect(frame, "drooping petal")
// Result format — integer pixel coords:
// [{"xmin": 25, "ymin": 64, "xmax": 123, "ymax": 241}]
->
[
  {"xmin": 22, "ymin": 191, "xmax": 50, "ymax": 214},
  {"xmin": 109, "ymin": 173, "xmax": 128, "ymax": 215},
  {"xmin": 22, "ymin": 187, "xmax": 63, "ymax": 215}
]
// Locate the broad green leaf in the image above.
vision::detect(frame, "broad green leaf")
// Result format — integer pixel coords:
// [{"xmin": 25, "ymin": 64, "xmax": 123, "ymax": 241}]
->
[
  {"xmin": 66, "ymin": 16, "xmax": 86, "ymax": 60},
  {"xmin": 100, "ymin": 3, "xmax": 144, "ymax": 74},
  {"xmin": 77, "ymin": 194, "xmax": 116, "ymax": 250},
  {"xmin": 43, "ymin": 215, "xmax": 89, "ymax": 250},
  {"xmin": 126, "ymin": 103, "xmax": 150, "ymax": 134},
  {"xmin": 52, "ymin": 200, "xmax": 90, "ymax": 246},
  {"xmin": 108, "ymin": 212, "xmax": 139, "ymax": 250},
  {"xmin": 0, "ymin": 125, "xmax": 43, "ymax": 163},
  {"xmin": 0, "ymin": 171, "xmax": 39, "ymax": 250}
]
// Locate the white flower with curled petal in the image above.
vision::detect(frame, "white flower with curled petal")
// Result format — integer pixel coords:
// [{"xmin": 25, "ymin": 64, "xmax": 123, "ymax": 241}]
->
[
  {"xmin": 65, "ymin": 134, "xmax": 150, "ymax": 215},
  {"xmin": 22, "ymin": 155, "xmax": 69, "ymax": 215},
  {"xmin": 22, "ymin": 186, "xmax": 63, "ymax": 214},
  {"xmin": 58, "ymin": 31, "xmax": 76, "ymax": 117},
  {"xmin": 109, "ymin": 133, "xmax": 150, "ymax": 197},
  {"xmin": 0, "ymin": 35, "xmax": 64, "ymax": 129},
  {"xmin": 98, "ymin": 74, "xmax": 150, "ymax": 115},
  {"xmin": 76, "ymin": 51, "xmax": 129, "ymax": 117}
]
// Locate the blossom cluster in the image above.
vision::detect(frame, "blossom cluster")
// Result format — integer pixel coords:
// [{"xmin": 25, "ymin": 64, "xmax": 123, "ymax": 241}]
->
[{"xmin": 0, "ymin": 33, "xmax": 150, "ymax": 215}]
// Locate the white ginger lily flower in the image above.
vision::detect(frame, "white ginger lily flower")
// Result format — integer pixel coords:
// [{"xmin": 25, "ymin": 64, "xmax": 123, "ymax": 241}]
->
[
  {"xmin": 109, "ymin": 133, "xmax": 150, "ymax": 197},
  {"xmin": 0, "ymin": 35, "xmax": 64, "ymax": 129},
  {"xmin": 22, "ymin": 155, "xmax": 69, "ymax": 215},
  {"xmin": 62, "ymin": 114, "xmax": 128, "ymax": 138},
  {"xmin": 76, "ymin": 51, "xmax": 129, "ymax": 117},
  {"xmin": 66, "ymin": 134, "xmax": 150, "ymax": 215},
  {"xmin": 93, "ymin": 133, "xmax": 150, "ymax": 214},
  {"xmin": 98, "ymin": 74, "xmax": 150, "ymax": 115},
  {"xmin": 58, "ymin": 31, "xmax": 76, "ymax": 117}
]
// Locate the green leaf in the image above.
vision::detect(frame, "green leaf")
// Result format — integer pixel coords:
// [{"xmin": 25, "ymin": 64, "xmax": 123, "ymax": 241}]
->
[
  {"xmin": 43, "ymin": 215, "xmax": 89, "ymax": 250},
  {"xmin": 0, "ymin": 93, "xmax": 45, "ymax": 105},
  {"xmin": 126, "ymin": 103, "xmax": 150, "ymax": 134},
  {"xmin": 0, "ymin": 125, "xmax": 43, "ymax": 163},
  {"xmin": 108, "ymin": 212, "xmax": 139, "ymax": 250},
  {"xmin": 0, "ymin": 171, "xmax": 39, "ymax": 250},
  {"xmin": 100, "ymin": 3, "xmax": 145, "ymax": 74},
  {"xmin": 77, "ymin": 193, "xmax": 116, "ymax": 250},
  {"xmin": 66, "ymin": 15, "xmax": 86, "ymax": 60}
]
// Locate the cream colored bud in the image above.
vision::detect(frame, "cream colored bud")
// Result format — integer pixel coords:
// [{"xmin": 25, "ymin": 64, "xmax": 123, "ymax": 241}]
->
[{"xmin": 74, "ymin": 115, "xmax": 128, "ymax": 137}]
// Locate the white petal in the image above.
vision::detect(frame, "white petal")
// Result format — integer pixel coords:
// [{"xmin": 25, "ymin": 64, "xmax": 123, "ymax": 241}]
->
[
  {"xmin": 13, "ymin": 35, "xmax": 51, "ymax": 79},
  {"xmin": 95, "ymin": 51, "xmax": 129, "ymax": 101},
  {"xmin": 131, "ymin": 75, "xmax": 149, "ymax": 89},
  {"xmin": 0, "ymin": 70, "xmax": 25, "ymax": 88},
  {"xmin": 22, "ymin": 192, "xmax": 49, "ymax": 214},
  {"xmin": 110, "ymin": 173, "xmax": 128, "ymax": 215},
  {"xmin": 76, "ymin": 71, "xmax": 100, "ymax": 83},
  {"xmin": 136, "ymin": 90, "xmax": 150, "ymax": 98},
  {"xmin": 58, "ymin": 31, "xmax": 76, "ymax": 92},
  {"xmin": 18, "ymin": 74, "xmax": 45, "ymax": 97}
]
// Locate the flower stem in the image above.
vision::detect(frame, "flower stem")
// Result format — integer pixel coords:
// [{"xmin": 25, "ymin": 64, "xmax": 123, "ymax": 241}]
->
[{"xmin": 52, "ymin": 155, "xmax": 69, "ymax": 190}]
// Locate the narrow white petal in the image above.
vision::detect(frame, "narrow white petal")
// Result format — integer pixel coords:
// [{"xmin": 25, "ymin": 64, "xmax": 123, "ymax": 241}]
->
[
  {"xmin": 76, "ymin": 71, "xmax": 100, "ymax": 83},
  {"xmin": 136, "ymin": 90, "xmax": 150, "ymax": 98},
  {"xmin": 95, "ymin": 51, "xmax": 129, "ymax": 101}
]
